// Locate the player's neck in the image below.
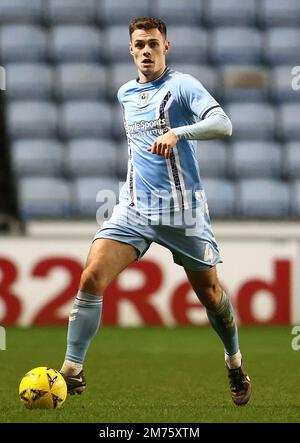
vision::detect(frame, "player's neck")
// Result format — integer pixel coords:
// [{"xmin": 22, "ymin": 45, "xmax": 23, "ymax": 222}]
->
[{"xmin": 138, "ymin": 66, "xmax": 167, "ymax": 84}]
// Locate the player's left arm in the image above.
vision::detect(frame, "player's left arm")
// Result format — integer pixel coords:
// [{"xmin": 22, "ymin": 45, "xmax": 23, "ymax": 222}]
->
[
  {"xmin": 148, "ymin": 75, "xmax": 232, "ymax": 159},
  {"xmin": 148, "ymin": 109, "xmax": 232, "ymax": 159},
  {"xmin": 173, "ymin": 107, "xmax": 232, "ymax": 141}
]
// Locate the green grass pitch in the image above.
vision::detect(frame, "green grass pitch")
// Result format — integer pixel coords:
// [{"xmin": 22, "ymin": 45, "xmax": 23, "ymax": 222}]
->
[{"xmin": 0, "ymin": 326, "xmax": 299, "ymax": 423}]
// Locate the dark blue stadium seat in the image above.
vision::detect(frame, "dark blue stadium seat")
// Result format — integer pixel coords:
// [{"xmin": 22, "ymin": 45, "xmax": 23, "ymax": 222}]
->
[
  {"xmin": 265, "ymin": 28, "xmax": 300, "ymax": 65},
  {"xmin": 285, "ymin": 142, "xmax": 300, "ymax": 178},
  {"xmin": 50, "ymin": 26, "xmax": 103, "ymax": 62},
  {"xmin": 154, "ymin": 0, "xmax": 203, "ymax": 25},
  {"xmin": 56, "ymin": 63, "xmax": 107, "ymax": 100},
  {"xmin": 167, "ymin": 27, "xmax": 208, "ymax": 63},
  {"xmin": 108, "ymin": 63, "xmax": 137, "ymax": 99},
  {"xmin": 116, "ymin": 141, "xmax": 130, "ymax": 178},
  {"xmin": 202, "ymin": 178, "xmax": 236, "ymax": 217},
  {"xmin": 73, "ymin": 177, "xmax": 120, "ymax": 217},
  {"xmin": 197, "ymin": 141, "xmax": 228, "ymax": 178},
  {"xmin": 7, "ymin": 101, "xmax": 58, "ymax": 138},
  {"xmin": 59, "ymin": 101, "xmax": 113, "ymax": 138},
  {"xmin": 0, "ymin": 25, "xmax": 47, "ymax": 62},
  {"xmin": 112, "ymin": 104, "xmax": 127, "ymax": 139},
  {"xmin": 99, "ymin": 0, "xmax": 149, "ymax": 24},
  {"xmin": 230, "ymin": 141, "xmax": 281, "ymax": 178},
  {"xmin": 227, "ymin": 103, "xmax": 275, "ymax": 140},
  {"xmin": 212, "ymin": 27, "xmax": 262, "ymax": 64},
  {"xmin": 205, "ymin": 0, "xmax": 257, "ymax": 26},
  {"xmin": 271, "ymin": 66, "xmax": 300, "ymax": 103},
  {"xmin": 12, "ymin": 139, "xmax": 64, "ymax": 176},
  {"xmin": 67, "ymin": 139, "xmax": 118, "ymax": 176},
  {"xmin": 278, "ymin": 104, "xmax": 300, "ymax": 141},
  {"xmin": 290, "ymin": 180, "xmax": 300, "ymax": 215},
  {"xmin": 105, "ymin": 26, "xmax": 134, "ymax": 63},
  {"xmin": 259, "ymin": 0, "xmax": 300, "ymax": 26},
  {"xmin": 45, "ymin": 0, "xmax": 97, "ymax": 24},
  {"xmin": 19, "ymin": 177, "xmax": 72, "ymax": 218},
  {"xmin": 237, "ymin": 179, "xmax": 290, "ymax": 217},
  {"xmin": 0, "ymin": 0, "xmax": 43, "ymax": 23},
  {"xmin": 6, "ymin": 63, "xmax": 53, "ymax": 99}
]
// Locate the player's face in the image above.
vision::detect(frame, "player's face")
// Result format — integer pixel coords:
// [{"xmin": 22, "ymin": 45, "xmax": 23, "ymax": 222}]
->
[{"xmin": 130, "ymin": 28, "xmax": 170, "ymax": 82}]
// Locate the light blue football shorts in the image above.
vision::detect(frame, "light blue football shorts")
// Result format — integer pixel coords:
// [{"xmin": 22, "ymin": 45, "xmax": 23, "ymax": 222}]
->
[{"xmin": 93, "ymin": 198, "xmax": 222, "ymax": 272}]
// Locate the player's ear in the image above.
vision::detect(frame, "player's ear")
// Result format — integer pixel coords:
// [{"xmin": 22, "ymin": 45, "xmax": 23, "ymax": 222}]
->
[
  {"xmin": 164, "ymin": 40, "xmax": 170, "ymax": 55},
  {"xmin": 129, "ymin": 41, "xmax": 134, "ymax": 56}
]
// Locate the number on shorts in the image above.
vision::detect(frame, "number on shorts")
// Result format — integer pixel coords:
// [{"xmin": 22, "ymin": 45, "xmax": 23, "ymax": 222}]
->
[{"xmin": 204, "ymin": 244, "xmax": 214, "ymax": 262}]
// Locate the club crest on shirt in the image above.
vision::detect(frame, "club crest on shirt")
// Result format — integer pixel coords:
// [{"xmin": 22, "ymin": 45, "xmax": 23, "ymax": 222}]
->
[{"xmin": 138, "ymin": 91, "xmax": 149, "ymax": 107}]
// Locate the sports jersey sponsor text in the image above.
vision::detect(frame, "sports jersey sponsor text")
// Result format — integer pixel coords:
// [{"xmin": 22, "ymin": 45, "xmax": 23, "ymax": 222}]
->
[{"xmin": 125, "ymin": 117, "xmax": 167, "ymax": 137}]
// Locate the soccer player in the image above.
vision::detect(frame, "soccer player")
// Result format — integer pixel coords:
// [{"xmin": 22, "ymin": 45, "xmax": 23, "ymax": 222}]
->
[{"xmin": 60, "ymin": 17, "xmax": 251, "ymax": 406}]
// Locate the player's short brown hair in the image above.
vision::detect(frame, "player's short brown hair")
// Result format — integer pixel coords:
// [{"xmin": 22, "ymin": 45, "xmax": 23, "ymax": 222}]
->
[{"xmin": 129, "ymin": 17, "xmax": 167, "ymax": 40}]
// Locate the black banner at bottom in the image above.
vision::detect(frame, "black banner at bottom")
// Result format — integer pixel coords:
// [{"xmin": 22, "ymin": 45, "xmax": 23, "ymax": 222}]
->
[{"xmin": 0, "ymin": 423, "xmax": 298, "ymax": 439}]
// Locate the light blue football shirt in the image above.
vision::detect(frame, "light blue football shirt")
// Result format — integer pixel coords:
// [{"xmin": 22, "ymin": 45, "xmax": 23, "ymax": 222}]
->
[{"xmin": 117, "ymin": 67, "xmax": 220, "ymax": 215}]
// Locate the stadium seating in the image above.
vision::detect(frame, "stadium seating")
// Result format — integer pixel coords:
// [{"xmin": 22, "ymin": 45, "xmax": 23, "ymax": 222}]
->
[
  {"xmin": 59, "ymin": 101, "xmax": 113, "ymax": 138},
  {"xmin": 237, "ymin": 179, "xmax": 290, "ymax": 217},
  {"xmin": 278, "ymin": 104, "xmax": 300, "ymax": 141},
  {"xmin": 6, "ymin": 63, "xmax": 53, "ymax": 99},
  {"xmin": 227, "ymin": 103, "xmax": 275, "ymax": 140},
  {"xmin": 108, "ymin": 63, "xmax": 137, "ymax": 99},
  {"xmin": 154, "ymin": 0, "xmax": 203, "ymax": 25},
  {"xmin": 167, "ymin": 27, "xmax": 208, "ymax": 63},
  {"xmin": 197, "ymin": 141, "xmax": 228, "ymax": 178},
  {"xmin": 56, "ymin": 63, "xmax": 107, "ymax": 100},
  {"xmin": 290, "ymin": 180, "xmax": 300, "ymax": 216},
  {"xmin": 265, "ymin": 28, "xmax": 300, "ymax": 65},
  {"xmin": 12, "ymin": 139, "xmax": 64, "ymax": 176},
  {"xmin": 221, "ymin": 65, "xmax": 269, "ymax": 102},
  {"xmin": 201, "ymin": 178, "xmax": 236, "ymax": 217},
  {"xmin": 0, "ymin": 0, "xmax": 43, "ymax": 23},
  {"xmin": 230, "ymin": 141, "xmax": 281, "ymax": 178},
  {"xmin": 0, "ymin": 25, "xmax": 47, "ymax": 62},
  {"xmin": 19, "ymin": 177, "xmax": 72, "ymax": 218},
  {"xmin": 66, "ymin": 139, "xmax": 118, "ymax": 177},
  {"xmin": 50, "ymin": 26, "xmax": 103, "ymax": 62},
  {"xmin": 112, "ymin": 104, "xmax": 126, "ymax": 139},
  {"xmin": 285, "ymin": 143, "xmax": 300, "ymax": 179},
  {"xmin": 2, "ymin": 0, "xmax": 299, "ymax": 220},
  {"xmin": 105, "ymin": 25, "xmax": 133, "ymax": 62},
  {"xmin": 99, "ymin": 0, "xmax": 149, "ymax": 24},
  {"xmin": 271, "ymin": 66, "xmax": 299, "ymax": 103},
  {"xmin": 45, "ymin": 0, "xmax": 97, "ymax": 24},
  {"xmin": 73, "ymin": 177, "xmax": 120, "ymax": 217},
  {"xmin": 211, "ymin": 27, "xmax": 262, "ymax": 64},
  {"xmin": 117, "ymin": 142, "xmax": 130, "ymax": 178},
  {"xmin": 205, "ymin": 0, "xmax": 257, "ymax": 26},
  {"xmin": 259, "ymin": 0, "xmax": 300, "ymax": 26},
  {"xmin": 7, "ymin": 101, "xmax": 58, "ymax": 138}
]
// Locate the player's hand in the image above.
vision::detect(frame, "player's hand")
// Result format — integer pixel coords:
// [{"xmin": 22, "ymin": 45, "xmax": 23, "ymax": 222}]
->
[{"xmin": 147, "ymin": 130, "xmax": 178, "ymax": 159}]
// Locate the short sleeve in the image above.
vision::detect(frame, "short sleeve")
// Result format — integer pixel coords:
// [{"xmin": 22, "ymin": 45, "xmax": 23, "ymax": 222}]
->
[
  {"xmin": 117, "ymin": 86, "xmax": 123, "ymax": 104},
  {"xmin": 178, "ymin": 74, "xmax": 220, "ymax": 120}
]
